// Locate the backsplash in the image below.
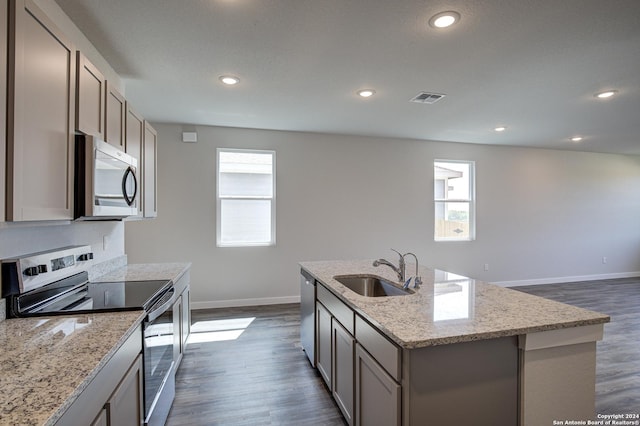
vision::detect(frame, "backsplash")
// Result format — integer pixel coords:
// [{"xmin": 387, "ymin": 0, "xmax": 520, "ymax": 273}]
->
[{"xmin": 0, "ymin": 221, "xmax": 125, "ymax": 261}]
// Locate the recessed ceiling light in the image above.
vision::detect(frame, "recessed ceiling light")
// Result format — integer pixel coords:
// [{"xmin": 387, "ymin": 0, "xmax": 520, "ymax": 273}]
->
[
  {"xmin": 219, "ymin": 75, "xmax": 240, "ymax": 85},
  {"xmin": 429, "ymin": 11, "xmax": 461, "ymax": 29},
  {"xmin": 357, "ymin": 89, "xmax": 375, "ymax": 98},
  {"xmin": 494, "ymin": 126, "xmax": 507, "ymax": 132},
  {"xmin": 570, "ymin": 136, "xmax": 583, "ymax": 142},
  {"xmin": 594, "ymin": 90, "xmax": 617, "ymax": 99}
]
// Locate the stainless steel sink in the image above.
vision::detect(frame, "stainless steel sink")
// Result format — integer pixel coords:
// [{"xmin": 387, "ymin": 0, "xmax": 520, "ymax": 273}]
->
[{"xmin": 333, "ymin": 275, "xmax": 413, "ymax": 297}]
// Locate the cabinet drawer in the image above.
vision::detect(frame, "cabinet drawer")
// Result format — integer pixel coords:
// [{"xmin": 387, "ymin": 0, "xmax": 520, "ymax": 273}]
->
[
  {"xmin": 355, "ymin": 315, "xmax": 401, "ymax": 381},
  {"xmin": 317, "ymin": 284, "xmax": 354, "ymax": 335}
]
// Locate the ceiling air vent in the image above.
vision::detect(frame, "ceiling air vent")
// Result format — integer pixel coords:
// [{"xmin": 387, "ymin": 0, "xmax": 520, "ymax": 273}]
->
[{"xmin": 410, "ymin": 92, "xmax": 446, "ymax": 104}]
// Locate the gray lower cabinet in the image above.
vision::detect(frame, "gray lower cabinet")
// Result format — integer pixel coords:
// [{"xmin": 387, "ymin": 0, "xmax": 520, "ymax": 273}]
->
[
  {"xmin": 332, "ymin": 319, "xmax": 354, "ymax": 425},
  {"xmin": 104, "ymin": 354, "xmax": 144, "ymax": 426},
  {"xmin": 355, "ymin": 344, "xmax": 400, "ymax": 426},
  {"xmin": 90, "ymin": 409, "xmax": 108, "ymax": 426},
  {"xmin": 57, "ymin": 328, "xmax": 143, "ymax": 425},
  {"xmin": 316, "ymin": 301, "xmax": 332, "ymax": 388}
]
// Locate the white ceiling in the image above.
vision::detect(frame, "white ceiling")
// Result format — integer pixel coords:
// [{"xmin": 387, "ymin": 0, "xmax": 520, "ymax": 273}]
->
[{"xmin": 55, "ymin": 0, "xmax": 640, "ymax": 155}]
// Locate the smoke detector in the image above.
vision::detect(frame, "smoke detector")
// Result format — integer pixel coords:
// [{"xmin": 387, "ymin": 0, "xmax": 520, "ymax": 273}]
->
[{"xmin": 410, "ymin": 92, "xmax": 446, "ymax": 104}]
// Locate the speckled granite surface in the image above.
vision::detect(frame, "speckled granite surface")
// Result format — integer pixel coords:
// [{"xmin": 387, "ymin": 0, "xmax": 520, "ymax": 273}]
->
[
  {"xmin": 87, "ymin": 255, "xmax": 127, "ymax": 281},
  {"xmin": 92, "ymin": 262, "xmax": 191, "ymax": 283},
  {"xmin": 300, "ymin": 260, "xmax": 610, "ymax": 349},
  {"xmin": 0, "ymin": 311, "xmax": 145, "ymax": 426}
]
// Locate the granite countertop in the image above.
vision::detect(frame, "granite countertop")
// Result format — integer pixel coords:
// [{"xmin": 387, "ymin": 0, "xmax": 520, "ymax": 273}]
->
[
  {"xmin": 300, "ymin": 260, "xmax": 610, "ymax": 349},
  {"xmin": 0, "ymin": 311, "xmax": 145, "ymax": 426},
  {"xmin": 92, "ymin": 262, "xmax": 191, "ymax": 283},
  {"xmin": 0, "ymin": 262, "xmax": 192, "ymax": 425}
]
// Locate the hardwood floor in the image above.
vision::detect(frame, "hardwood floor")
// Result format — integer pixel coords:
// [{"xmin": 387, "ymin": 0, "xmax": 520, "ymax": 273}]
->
[
  {"xmin": 167, "ymin": 278, "xmax": 639, "ymax": 424},
  {"xmin": 167, "ymin": 304, "xmax": 346, "ymax": 426},
  {"xmin": 514, "ymin": 277, "xmax": 640, "ymax": 415}
]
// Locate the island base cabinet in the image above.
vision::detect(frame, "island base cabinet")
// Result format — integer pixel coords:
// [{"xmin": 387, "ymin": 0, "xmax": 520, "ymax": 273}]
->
[
  {"xmin": 518, "ymin": 325, "xmax": 603, "ymax": 426},
  {"xmin": 332, "ymin": 319, "xmax": 354, "ymax": 425},
  {"xmin": 316, "ymin": 302, "xmax": 333, "ymax": 388},
  {"xmin": 401, "ymin": 337, "xmax": 518, "ymax": 426},
  {"xmin": 355, "ymin": 343, "xmax": 400, "ymax": 426}
]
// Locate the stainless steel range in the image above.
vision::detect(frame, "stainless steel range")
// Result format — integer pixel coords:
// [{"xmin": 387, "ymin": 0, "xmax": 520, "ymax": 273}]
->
[{"xmin": 1, "ymin": 246, "xmax": 176, "ymax": 426}]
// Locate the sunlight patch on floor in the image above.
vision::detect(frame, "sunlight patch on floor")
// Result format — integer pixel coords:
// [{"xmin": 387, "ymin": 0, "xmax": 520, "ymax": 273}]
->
[{"xmin": 187, "ymin": 317, "xmax": 256, "ymax": 343}]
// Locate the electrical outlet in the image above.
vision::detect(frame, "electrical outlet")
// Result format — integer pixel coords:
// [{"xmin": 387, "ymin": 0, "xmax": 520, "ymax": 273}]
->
[
  {"xmin": 602, "ymin": 257, "xmax": 607, "ymax": 264},
  {"xmin": 484, "ymin": 263, "xmax": 489, "ymax": 271}
]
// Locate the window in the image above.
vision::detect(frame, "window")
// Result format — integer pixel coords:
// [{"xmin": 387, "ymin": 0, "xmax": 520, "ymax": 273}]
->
[
  {"xmin": 217, "ymin": 149, "xmax": 275, "ymax": 247},
  {"xmin": 434, "ymin": 160, "xmax": 475, "ymax": 241}
]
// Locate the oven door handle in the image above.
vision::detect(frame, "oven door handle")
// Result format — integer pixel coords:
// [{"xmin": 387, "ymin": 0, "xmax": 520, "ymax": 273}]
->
[{"xmin": 146, "ymin": 287, "xmax": 175, "ymax": 323}]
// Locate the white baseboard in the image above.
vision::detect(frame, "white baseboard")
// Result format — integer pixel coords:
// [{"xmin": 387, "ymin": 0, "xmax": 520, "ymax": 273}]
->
[
  {"xmin": 191, "ymin": 295, "xmax": 301, "ymax": 310},
  {"xmin": 494, "ymin": 271, "xmax": 640, "ymax": 287}
]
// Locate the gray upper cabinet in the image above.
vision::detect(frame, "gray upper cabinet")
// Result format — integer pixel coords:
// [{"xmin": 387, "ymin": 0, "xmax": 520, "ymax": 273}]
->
[
  {"xmin": 125, "ymin": 102, "xmax": 144, "ymax": 217},
  {"xmin": 6, "ymin": 0, "xmax": 76, "ymax": 221},
  {"xmin": 105, "ymin": 81, "xmax": 126, "ymax": 150},
  {"xmin": 143, "ymin": 121, "xmax": 158, "ymax": 218},
  {"xmin": 0, "ymin": 0, "xmax": 7, "ymax": 222},
  {"xmin": 76, "ymin": 51, "xmax": 105, "ymax": 139}
]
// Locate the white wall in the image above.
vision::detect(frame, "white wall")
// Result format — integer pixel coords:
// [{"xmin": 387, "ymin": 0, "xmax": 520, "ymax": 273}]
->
[{"xmin": 124, "ymin": 124, "xmax": 640, "ymax": 308}]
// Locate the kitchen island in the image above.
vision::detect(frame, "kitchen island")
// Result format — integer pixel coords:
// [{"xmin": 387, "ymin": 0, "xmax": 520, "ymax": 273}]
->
[{"xmin": 300, "ymin": 260, "xmax": 610, "ymax": 426}]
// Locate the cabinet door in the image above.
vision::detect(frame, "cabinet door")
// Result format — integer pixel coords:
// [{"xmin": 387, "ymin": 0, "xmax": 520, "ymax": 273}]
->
[
  {"xmin": 143, "ymin": 121, "xmax": 158, "ymax": 218},
  {"xmin": 107, "ymin": 354, "xmax": 144, "ymax": 426},
  {"xmin": 76, "ymin": 51, "xmax": 104, "ymax": 139},
  {"xmin": 90, "ymin": 408, "xmax": 108, "ymax": 426},
  {"xmin": 105, "ymin": 82, "xmax": 125, "ymax": 150},
  {"xmin": 173, "ymin": 295, "xmax": 182, "ymax": 370},
  {"xmin": 333, "ymin": 320, "xmax": 354, "ymax": 426},
  {"xmin": 125, "ymin": 102, "xmax": 144, "ymax": 217},
  {"xmin": 355, "ymin": 344, "xmax": 400, "ymax": 426},
  {"xmin": 7, "ymin": 0, "xmax": 76, "ymax": 221},
  {"xmin": 181, "ymin": 285, "xmax": 191, "ymax": 349},
  {"xmin": 316, "ymin": 302, "xmax": 332, "ymax": 389},
  {"xmin": 0, "ymin": 0, "xmax": 7, "ymax": 222}
]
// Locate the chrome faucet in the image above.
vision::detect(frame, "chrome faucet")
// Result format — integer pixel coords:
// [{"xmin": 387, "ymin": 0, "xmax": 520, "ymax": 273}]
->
[
  {"xmin": 403, "ymin": 252, "xmax": 422, "ymax": 289},
  {"xmin": 372, "ymin": 249, "xmax": 422, "ymax": 289},
  {"xmin": 372, "ymin": 249, "xmax": 405, "ymax": 282}
]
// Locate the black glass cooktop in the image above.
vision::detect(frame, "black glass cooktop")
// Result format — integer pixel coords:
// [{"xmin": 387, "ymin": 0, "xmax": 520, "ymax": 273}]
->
[
  {"xmin": 86, "ymin": 280, "xmax": 172, "ymax": 310},
  {"xmin": 13, "ymin": 278, "xmax": 173, "ymax": 317}
]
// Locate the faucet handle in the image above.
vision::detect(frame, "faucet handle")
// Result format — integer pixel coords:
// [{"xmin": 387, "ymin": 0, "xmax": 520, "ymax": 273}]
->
[
  {"xmin": 403, "ymin": 277, "xmax": 412, "ymax": 290},
  {"xmin": 414, "ymin": 276, "xmax": 422, "ymax": 289}
]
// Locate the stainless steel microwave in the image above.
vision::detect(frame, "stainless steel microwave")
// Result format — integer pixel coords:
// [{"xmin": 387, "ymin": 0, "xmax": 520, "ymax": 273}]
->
[{"xmin": 74, "ymin": 135, "xmax": 138, "ymax": 220}]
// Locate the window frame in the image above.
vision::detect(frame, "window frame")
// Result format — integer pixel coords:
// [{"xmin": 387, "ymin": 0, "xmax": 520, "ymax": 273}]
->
[
  {"xmin": 434, "ymin": 159, "xmax": 476, "ymax": 242},
  {"xmin": 216, "ymin": 148, "xmax": 276, "ymax": 247}
]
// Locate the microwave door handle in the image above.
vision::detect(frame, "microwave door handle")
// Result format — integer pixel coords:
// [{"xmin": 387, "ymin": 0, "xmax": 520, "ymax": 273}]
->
[{"xmin": 122, "ymin": 166, "xmax": 137, "ymax": 206}]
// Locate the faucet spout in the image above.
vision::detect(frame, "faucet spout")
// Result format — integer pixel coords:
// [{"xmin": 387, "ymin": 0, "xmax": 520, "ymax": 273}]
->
[
  {"xmin": 372, "ymin": 248, "xmax": 406, "ymax": 282},
  {"xmin": 403, "ymin": 252, "xmax": 422, "ymax": 289}
]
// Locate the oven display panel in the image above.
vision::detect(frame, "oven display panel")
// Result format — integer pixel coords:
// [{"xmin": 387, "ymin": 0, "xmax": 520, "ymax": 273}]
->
[{"xmin": 51, "ymin": 255, "xmax": 75, "ymax": 272}]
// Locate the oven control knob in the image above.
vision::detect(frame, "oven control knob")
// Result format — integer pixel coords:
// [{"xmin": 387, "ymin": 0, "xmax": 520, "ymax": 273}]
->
[
  {"xmin": 78, "ymin": 253, "xmax": 94, "ymax": 261},
  {"xmin": 37, "ymin": 264, "xmax": 48, "ymax": 273},
  {"xmin": 24, "ymin": 266, "xmax": 39, "ymax": 276}
]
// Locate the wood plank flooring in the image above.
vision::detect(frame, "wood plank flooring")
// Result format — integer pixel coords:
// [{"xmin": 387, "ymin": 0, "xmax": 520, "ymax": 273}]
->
[
  {"xmin": 167, "ymin": 278, "xmax": 639, "ymax": 424},
  {"xmin": 514, "ymin": 277, "xmax": 640, "ymax": 415},
  {"xmin": 166, "ymin": 304, "xmax": 346, "ymax": 426}
]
